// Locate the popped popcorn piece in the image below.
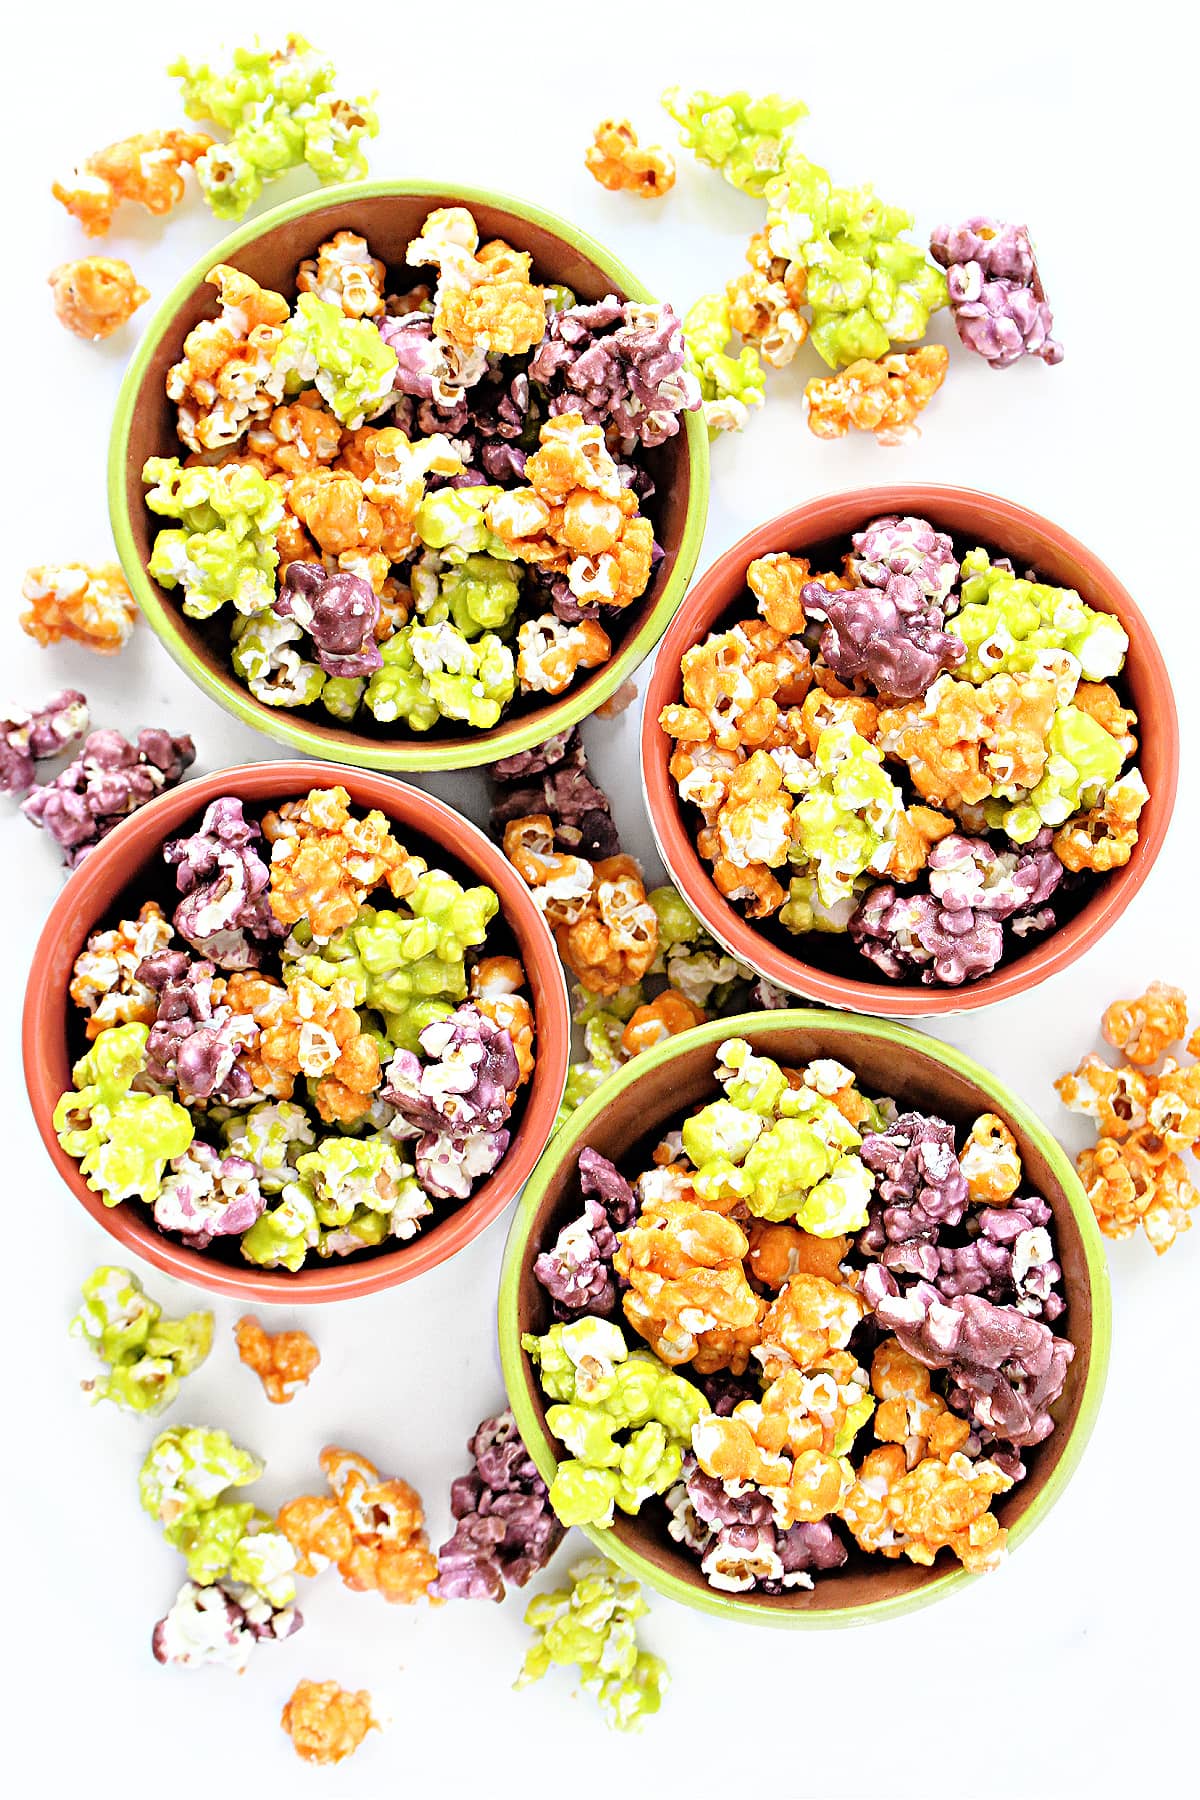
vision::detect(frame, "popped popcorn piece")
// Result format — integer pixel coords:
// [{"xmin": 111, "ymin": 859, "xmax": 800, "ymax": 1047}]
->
[
  {"xmin": 22, "ymin": 725, "xmax": 193, "ymax": 867},
  {"xmin": 143, "ymin": 455, "xmax": 283, "ymax": 620},
  {"xmin": 277, "ymin": 1444, "xmax": 438, "ymax": 1604},
  {"xmin": 164, "ymin": 796, "xmax": 283, "ymax": 971},
  {"xmin": 20, "ymin": 564, "xmax": 136, "ymax": 653},
  {"xmin": 534, "ymin": 1147, "xmax": 635, "ymax": 1319},
  {"xmin": 235, "ymin": 1316, "xmax": 320, "ymax": 1403},
  {"xmin": 931, "ymin": 217, "xmax": 1062, "ymax": 369},
  {"xmin": 1102, "ymin": 982, "xmax": 1189, "ymax": 1066},
  {"xmin": 140, "ymin": 949, "xmax": 258, "ymax": 1104},
  {"xmin": 381, "ymin": 1004, "xmax": 517, "ymax": 1137},
  {"xmin": 818, "ymin": 575, "xmax": 965, "ymax": 701},
  {"xmin": 1053, "ymin": 769, "xmax": 1148, "ymax": 872},
  {"xmin": 805, "ymin": 346, "xmax": 949, "ymax": 444},
  {"xmin": 0, "ymin": 689, "xmax": 89, "ymax": 796},
  {"xmin": 586, "ymin": 118, "xmax": 676, "ymax": 197},
  {"xmin": 262, "ymin": 784, "xmax": 424, "ymax": 939},
  {"xmin": 298, "ymin": 231, "xmax": 386, "ymax": 319},
  {"xmin": 48, "ymin": 257, "xmax": 149, "ymax": 340},
  {"xmin": 164, "ymin": 263, "xmax": 290, "ymax": 451},
  {"xmin": 839, "ymin": 1444, "xmax": 1011, "ymax": 1572},
  {"xmin": 275, "ymin": 293, "xmax": 400, "ymax": 428},
  {"xmin": 517, "ymin": 1556, "xmax": 669, "ymax": 1733},
  {"xmin": 959, "ymin": 1114, "xmax": 1023, "ymax": 1204},
  {"xmin": 1077, "ymin": 1137, "xmax": 1199, "ymax": 1254},
  {"xmin": 70, "ymin": 1266, "xmax": 212, "ymax": 1415},
  {"xmin": 850, "ymin": 515, "xmax": 960, "ymax": 608},
  {"xmin": 615, "ymin": 1199, "xmax": 765, "ymax": 1375},
  {"xmin": 490, "ymin": 726, "xmax": 619, "ymax": 861},
  {"xmin": 682, "ymin": 292, "xmax": 765, "ymax": 434},
  {"xmin": 224, "ymin": 971, "xmax": 381, "ymax": 1127},
  {"xmin": 432, "ymin": 1410, "xmax": 564, "ymax": 1602},
  {"xmin": 364, "ymin": 619, "xmax": 516, "ymax": 730},
  {"xmin": 69, "ymin": 901, "xmax": 172, "ymax": 1037},
  {"xmin": 153, "ymin": 1578, "xmax": 301, "ymax": 1673},
  {"xmin": 153, "ymin": 1142, "xmax": 265, "ymax": 1247},
  {"xmin": 553, "ymin": 854, "xmax": 659, "ymax": 997},
  {"xmin": 1055, "ymin": 1054, "xmax": 1150, "ymax": 1140},
  {"xmin": 870, "ymin": 1338, "xmax": 972, "ymax": 1466},
  {"xmin": 754, "ymin": 1273, "xmax": 866, "ymax": 1380},
  {"xmin": 726, "ymin": 231, "xmax": 809, "ymax": 369},
  {"xmin": 140, "ymin": 1424, "xmax": 298, "ymax": 1609},
  {"xmin": 281, "ymin": 1680, "xmax": 376, "ymax": 1764},
  {"xmin": 529, "ymin": 297, "xmax": 699, "ymax": 450},
  {"xmin": 408, "ymin": 206, "xmax": 547, "ymax": 358},
  {"xmin": 951, "ymin": 549, "xmax": 1128, "ymax": 685},
  {"xmin": 54, "ymin": 1022, "xmax": 195, "ymax": 1205},
  {"xmin": 517, "ymin": 614, "xmax": 611, "ymax": 696},
  {"xmin": 469, "ymin": 956, "xmax": 535, "ymax": 1087},
  {"xmin": 53, "ymin": 130, "xmax": 212, "ymax": 234},
  {"xmin": 662, "ymin": 88, "xmax": 808, "ymax": 196},
  {"xmin": 877, "ymin": 670, "xmax": 1058, "ymax": 813}
]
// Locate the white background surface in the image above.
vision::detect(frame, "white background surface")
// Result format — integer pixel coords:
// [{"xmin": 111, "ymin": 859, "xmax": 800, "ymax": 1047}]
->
[{"xmin": 6, "ymin": 5, "xmax": 1195, "ymax": 1795}]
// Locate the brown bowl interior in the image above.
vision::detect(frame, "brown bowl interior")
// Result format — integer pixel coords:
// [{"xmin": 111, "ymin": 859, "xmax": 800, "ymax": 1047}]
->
[
  {"xmin": 512, "ymin": 1019, "xmax": 1095, "ymax": 1613},
  {"xmin": 121, "ymin": 191, "xmax": 695, "ymax": 757}
]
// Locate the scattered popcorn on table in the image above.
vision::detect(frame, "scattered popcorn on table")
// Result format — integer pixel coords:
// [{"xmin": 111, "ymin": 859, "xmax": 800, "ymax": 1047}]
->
[
  {"xmin": 282, "ymin": 1679, "xmax": 377, "ymax": 1764},
  {"xmin": 523, "ymin": 1038, "xmax": 1077, "ymax": 1592},
  {"xmin": 586, "ymin": 118, "xmax": 676, "ymax": 197},
  {"xmin": 0, "ymin": 690, "xmax": 88, "ymax": 795},
  {"xmin": 805, "ymin": 346, "xmax": 949, "ymax": 443},
  {"xmin": 516, "ymin": 1556, "xmax": 669, "ymax": 1732},
  {"xmin": 432, "ymin": 1409, "xmax": 564, "ymax": 1601},
  {"xmin": 48, "ymin": 258, "xmax": 149, "ymax": 340},
  {"xmin": 20, "ymin": 564, "xmax": 137, "ymax": 653},
  {"xmin": 154, "ymin": 1577, "xmax": 301, "ymax": 1673},
  {"xmin": 70, "ymin": 1266, "xmax": 212, "ymax": 1414},
  {"xmin": 23, "ymin": 727, "xmax": 195, "ymax": 867},
  {"xmin": 53, "ymin": 130, "xmax": 212, "ymax": 235},
  {"xmin": 662, "ymin": 88, "xmax": 808, "ymax": 196},
  {"xmin": 277, "ymin": 1444, "xmax": 438, "ymax": 1604},
  {"xmin": 1057, "ymin": 984, "xmax": 1200, "ymax": 1252},
  {"xmin": 931, "ymin": 217, "xmax": 1063, "ymax": 369},
  {"xmin": 235, "ymin": 1315, "xmax": 320, "ymax": 1403}
]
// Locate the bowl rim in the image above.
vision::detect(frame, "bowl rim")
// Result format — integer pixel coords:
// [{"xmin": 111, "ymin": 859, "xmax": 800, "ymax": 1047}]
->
[
  {"xmin": 107, "ymin": 176, "xmax": 711, "ymax": 772},
  {"xmin": 640, "ymin": 484, "xmax": 1180, "ymax": 1018},
  {"xmin": 23, "ymin": 758, "xmax": 571, "ymax": 1303},
  {"xmin": 498, "ymin": 1007, "xmax": 1112, "ymax": 1627}
]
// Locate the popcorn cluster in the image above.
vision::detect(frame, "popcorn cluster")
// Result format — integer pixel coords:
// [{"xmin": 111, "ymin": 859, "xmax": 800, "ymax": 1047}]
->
[
  {"xmin": 1056, "ymin": 982, "xmax": 1200, "ymax": 1253},
  {"xmin": 662, "ymin": 517, "xmax": 1145, "ymax": 989},
  {"xmin": 139, "ymin": 209, "xmax": 698, "ymax": 735},
  {"xmin": 523, "ymin": 1038, "xmax": 1076, "ymax": 1594},
  {"xmin": 432, "ymin": 1409, "xmax": 564, "ymax": 1601},
  {"xmin": 54, "ymin": 785, "xmax": 535, "ymax": 1270},
  {"xmin": 277, "ymin": 1444, "xmax": 438, "ymax": 1606},
  {"xmin": 517, "ymin": 1556, "xmax": 669, "ymax": 1733},
  {"xmin": 70, "ymin": 1266, "xmax": 212, "ymax": 1414}
]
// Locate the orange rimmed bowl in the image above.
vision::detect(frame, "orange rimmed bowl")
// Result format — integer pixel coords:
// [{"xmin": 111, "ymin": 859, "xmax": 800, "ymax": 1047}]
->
[
  {"xmin": 641, "ymin": 486, "xmax": 1178, "ymax": 1017},
  {"xmin": 23, "ymin": 761, "xmax": 570, "ymax": 1301}
]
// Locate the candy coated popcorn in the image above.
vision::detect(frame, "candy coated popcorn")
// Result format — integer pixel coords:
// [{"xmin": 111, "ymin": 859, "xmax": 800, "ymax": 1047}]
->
[
  {"xmin": 517, "ymin": 1556, "xmax": 668, "ymax": 1732},
  {"xmin": 49, "ymin": 257, "xmax": 149, "ymax": 340},
  {"xmin": 517, "ymin": 614, "xmax": 611, "ymax": 696},
  {"xmin": 54, "ymin": 1022, "xmax": 195, "ymax": 1205},
  {"xmin": 1053, "ymin": 769, "xmax": 1148, "ymax": 872},
  {"xmin": 931, "ymin": 217, "xmax": 1062, "ymax": 368},
  {"xmin": 806, "ymin": 346, "xmax": 949, "ymax": 444},
  {"xmin": 1102, "ymin": 983, "xmax": 1189, "ymax": 1066},
  {"xmin": 818, "ymin": 576, "xmax": 965, "ymax": 701},
  {"xmin": 553, "ymin": 854, "xmax": 659, "ymax": 996},
  {"xmin": 0, "ymin": 688, "xmax": 88, "ymax": 795},
  {"xmin": 275, "ymin": 294, "xmax": 399, "ymax": 428},
  {"xmin": 165, "ymin": 797, "xmax": 282, "ymax": 970},
  {"xmin": 382, "ymin": 1005, "xmax": 516, "ymax": 1136},
  {"xmin": 662, "ymin": 88, "xmax": 808, "ymax": 196},
  {"xmin": 140, "ymin": 1425, "xmax": 263, "ymax": 1533},
  {"xmin": 877, "ymin": 669, "xmax": 1058, "ymax": 812},
  {"xmin": 951, "ymin": 549, "xmax": 1128, "ymax": 684},
  {"xmin": 682, "ymin": 292, "xmax": 765, "ymax": 435},
  {"xmin": 586, "ymin": 118, "xmax": 676, "ymax": 197},
  {"xmin": 534, "ymin": 1148, "xmax": 634, "ymax": 1319},
  {"xmin": 528, "ymin": 298, "xmax": 699, "ymax": 450},
  {"xmin": 988, "ymin": 702, "xmax": 1125, "ymax": 843},
  {"xmin": 235, "ymin": 1315, "xmax": 320, "ymax": 1403},
  {"xmin": 276, "ymin": 563, "xmax": 381, "ymax": 679},
  {"xmin": 22, "ymin": 726, "xmax": 195, "ymax": 866},
  {"xmin": 140, "ymin": 950, "xmax": 258, "ymax": 1104},
  {"xmin": 68, "ymin": 901, "xmax": 170, "ymax": 1037},
  {"xmin": 959, "ymin": 1114, "xmax": 1023, "ymax": 1204},
  {"xmin": 53, "ymin": 129, "xmax": 212, "ymax": 234},
  {"xmin": 71, "ymin": 1266, "xmax": 212, "ymax": 1415},
  {"xmin": 153, "ymin": 1142, "xmax": 265, "ymax": 1247},
  {"xmin": 851, "ymin": 515, "xmax": 960, "ymax": 607},
  {"xmin": 263, "ymin": 785, "xmax": 424, "ymax": 939},
  {"xmin": 786, "ymin": 722, "xmax": 903, "ymax": 907},
  {"xmin": 726, "ymin": 231, "xmax": 809, "ymax": 370},
  {"xmin": 432, "ymin": 1410, "xmax": 564, "ymax": 1602},
  {"xmin": 614, "ymin": 1200, "xmax": 764, "ymax": 1373},
  {"xmin": 20, "ymin": 563, "xmax": 136, "ymax": 654},
  {"xmin": 755, "ymin": 1273, "xmax": 866, "ymax": 1380},
  {"xmin": 1077, "ymin": 1138, "xmax": 1198, "ymax": 1254},
  {"xmin": 164, "ymin": 263, "xmax": 289, "ymax": 451},
  {"xmin": 840, "ymin": 1444, "xmax": 1011, "ymax": 1571},
  {"xmin": 226, "ymin": 971, "xmax": 381, "ymax": 1125},
  {"xmin": 298, "ymin": 231, "xmax": 386, "ymax": 319},
  {"xmin": 281, "ymin": 1680, "xmax": 376, "ymax": 1765},
  {"xmin": 153, "ymin": 1578, "xmax": 301, "ymax": 1673},
  {"xmin": 366, "ymin": 620, "xmax": 516, "ymax": 729},
  {"xmin": 870, "ymin": 1339, "xmax": 972, "ymax": 1466},
  {"xmin": 490, "ymin": 726, "xmax": 619, "ymax": 860},
  {"xmin": 277, "ymin": 1444, "xmax": 437, "ymax": 1605},
  {"xmin": 144, "ymin": 456, "xmax": 282, "ymax": 620}
]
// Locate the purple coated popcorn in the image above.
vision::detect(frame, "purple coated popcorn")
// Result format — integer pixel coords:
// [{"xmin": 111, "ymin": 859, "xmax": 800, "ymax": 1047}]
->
[
  {"xmin": 860, "ymin": 1110, "xmax": 969, "ymax": 1252},
  {"xmin": 818, "ymin": 575, "xmax": 966, "ymax": 701},
  {"xmin": 376, "ymin": 311, "xmax": 442, "ymax": 398},
  {"xmin": 492, "ymin": 729, "xmax": 576, "ymax": 782},
  {"xmin": 0, "ymin": 688, "xmax": 89, "ymax": 795},
  {"xmin": 431, "ymin": 1409, "xmax": 564, "ymax": 1602},
  {"xmin": 415, "ymin": 1125, "xmax": 509, "ymax": 1200},
  {"xmin": 164, "ymin": 796, "xmax": 283, "ymax": 971},
  {"xmin": 849, "ymin": 515, "xmax": 960, "ymax": 608},
  {"xmin": 528, "ymin": 296, "xmax": 700, "ymax": 449},
  {"xmin": 684, "ymin": 1458, "xmax": 774, "ymax": 1531},
  {"xmin": 667, "ymin": 1459, "xmax": 848, "ymax": 1594},
  {"xmin": 139, "ymin": 950, "xmax": 257, "ymax": 1104},
  {"xmin": 696, "ymin": 1369, "xmax": 763, "ymax": 1416},
  {"xmin": 275, "ymin": 563, "xmax": 382, "ymax": 679},
  {"xmin": 577, "ymin": 1144, "xmax": 636, "ymax": 1229},
  {"xmin": 489, "ymin": 726, "xmax": 620, "ymax": 859},
  {"xmin": 931, "ymin": 218, "xmax": 1063, "ymax": 370},
  {"xmin": 850, "ymin": 885, "xmax": 1005, "ymax": 986},
  {"xmin": 937, "ymin": 1197, "xmax": 1065, "ymax": 1323},
  {"xmin": 865, "ymin": 1273, "xmax": 1074, "ymax": 1448},
  {"xmin": 532, "ymin": 1147, "xmax": 635, "ymax": 1317},
  {"xmin": 152, "ymin": 1578, "xmax": 301, "ymax": 1673},
  {"xmin": 770, "ymin": 1520, "xmax": 849, "ymax": 1585},
  {"xmin": 20, "ymin": 727, "xmax": 195, "ymax": 867},
  {"xmin": 151, "ymin": 1141, "xmax": 265, "ymax": 1247},
  {"xmin": 927, "ymin": 833, "xmax": 1064, "ymax": 921},
  {"xmin": 383, "ymin": 1005, "xmax": 518, "ymax": 1137}
]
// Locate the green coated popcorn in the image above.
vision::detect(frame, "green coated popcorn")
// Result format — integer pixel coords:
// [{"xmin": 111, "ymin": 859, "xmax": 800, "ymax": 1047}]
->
[
  {"xmin": 140, "ymin": 1424, "xmax": 297, "ymax": 1605},
  {"xmin": 321, "ymin": 675, "xmax": 366, "ymax": 721},
  {"xmin": 779, "ymin": 873, "xmax": 863, "ymax": 936},
  {"xmin": 950, "ymin": 550, "xmax": 1129, "ymax": 684},
  {"xmin": 301, "ymin": 95, "xmax": 379, "ymax": 186},
  {"xmin": 647, "ymin": 885, "xmax": 703, "ymax": 954},
  {"xmin": 784, "ymin": 722, "xmax": 902, "ymax": 906},
  {"xmin": 558, "ymin": 1009, "xmax": 627, "ymax": 1123},
  {"xmin": 798, "ymin": 1153, "xmax": 874, "ymax": 1236},
  {"xmin": 415, "ymin": 552, "xmax": 522, "ymax": 638},
  {"xmin": 222, "ymin": 1101, "xmax": 315, "ymax": 1193},
  {"xmin": 986, "ymin": 703, "xmax": 1125, "ymax": 843},
  {"xmin": 413, "ymin": 487, "xmax": 512, "ymax": 562},
  {"xmin": 290, "ymin": 1134, "xmax": 430, "ymax": 1240},
  {"xmin": 765, "ymin": 153, "xmax": 947, "ymax": 368},
  {"xmin": 523, "ymin": 1322, "xmax": 709, "ymax": 1527},
  {"xmin": 714, "ymin": 1037, "xmax": 789, "ymax": 1116},
  {"xmin": 142, "ymin": 457, "xmax": 282, "ymax": 620},
  {"xmin": 364, "ymin": 621, "xmax": 515, "ymax": 729},
  {"xmin": 662, "ymin": 87, "xmax": 808, "ymax": 196},
  {"xmin": 239, "ymin": 1184, "xmax": 320, "ymax": 1271},
  {"xmin": 365, "ymin": 628, "xmax": 443, "ymax": 730},
  {"xmin": 140, "ymin": 1426, "xmax": 263, "ymax": 1534},
  {"xmin": 517, "ymin": 1556, "xmax": 668, "ymax": 1733},
  {"xmin": 274, "ymin": 293, "xmax": 398, "ymax": 427},
  {"xmin": 683, "ymin": 293, "xmax": 766, "ymax": 435},
  {"xmin": 70, "ymin": 1266, "xmax": 212, "ymax": 1416},
  {"xmin": 54, "ymin": 1023, "xmax": 194, "ymax": 1206},
  {"xmin": 231, "ymin": 612, "xmax": 326, "ymax": 706},
  {"xmin": 681, "ymin": 1097, "xmax": 766, "ymax": 1170},
  {"xmin": 834, "ymin": 1390, "xmax": 877, "ymax": 1457},
  {"xmin": 286, "ymin": 888, "xmax": 486, "ymax": 1019}
]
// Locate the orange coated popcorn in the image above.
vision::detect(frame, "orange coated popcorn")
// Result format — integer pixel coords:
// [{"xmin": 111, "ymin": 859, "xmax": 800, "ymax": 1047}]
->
[
  {"xmin": 470, "ymin": 955, "xmax": 535, "ymax": 1086},
  {"xmin": 585, "ymin": 118, "xmax": 677, "ymax": 198},
  {"xmin": 225, "ymin": 972, "xmax": 382, "ymax": 1123},
  {"xmin": 1076, "ymin": 1136, "xmax": 1199, "ymax": 1254},
  {"xmin": 278, "ymin": 1445, "xmax": 438, "ymax": 1608},
  {"xmin": 840, "ymin": 1445, "xmax": 1011, "ymax": 1572},
  {"xmin": 262, "ymin": 785, "xmax": 425, "ymax": 940},
  {"xmin": 806, "ymin": 345, "xmax": 949, "ymax": 445},
  {"xmin": 53, "ymin": 130, "xmax": 212, "ymax": 236},
  {"xmin": 1073, "ymin": 681, "xmax": 1138, "ymax": 760},
  {"xmin": 553, "ymin": 854, "xmax": 659, "ymax": 997},
  {"xmin": 692, "ymin": 1379, "xmax": 859, "ymax": 1526},
  {"xmin": 668, "ymin": 742, "xmax": 745, "ymax": 827},
  {"xmin": 708, "ymin": 854, "xmax": 786, "ymax": 921},
  {"xmin": 959, "ymin": 1113, "xmax": 1023, "ymax": 1204},
  {"xmin": 287, "ymin": 466, "xmax": 383, "ymax": 558},
  {"xmin": 870, "ymin": 1339, "xmax": 972, "ymax": 1467},
  {"xmin": 798, "ymin": 685, "xmax": 879, "ymax": 753},
  {"xmin": 297, "ymin": 231, "xmax": 387, "ymax": 319},
  {"xmin": 1054, "ymin": 770, "xmax": 1148, "ymax": 873},
  {"xmin": 1102, "ymin": 982, "xmax": 1189, "ymax": 1066},
  {"xmin": 614, "ymin": 1199, "xmax": 765, "ymax": 1372},
  {"xmin": 20, "ymin": 562, "xmax": 137, "ymax": 654},
  {"xmin": 705, "ymin": 749, "xmax": 794, "ymax": 873},
  {"xmin": 746, "ymin": 1223, "xmax": 848, "ymax": 1290},
  {"xmin": 621, "ymin": 988, "xmax": 706, "ymax": 1057},
  {"xmin": 746, "ymin": 552, "xmax": 811, "ymax": 635},
  {"xmin": 281, "ymin": 1680, "xmax": 377, "ymax": 1766},
  {"xmin": 877, "ymin": 671, "xmax": 1056, "ymax": 811},
  {"xmin": 411, "ymin": 208, "xmax": 546, "ymax": 358},
  {"xmin": 501, "ymin": 816, "xmax": 594, "ymax": 922},
  {"xmin": 516, "ymin": 615, "xmax": 612, "ymax": 697},
  {"xmin": 754, "ymin": 1273, "xmax": 866, "ymax": 1381},
  {"xmin": 1147, "ymin": 1061, "xmax": 1200, "ymax": 1152},
  {"xmin": 1055, "ymin": 1054, "xmax": 1150, "ymax": 1140},
  {"xmin": 885, "ymin": 804, "xmax": 956, "ymax": 883},
  {"xmin": 166, "ymin": 263, "xmax": 290, "ymax": 453},
  {"xmin": 247, "ymin": 392, "xmax": 344, "ymax": 476},
  {"xmin": 69, "ymin": 902, "xmax": 173, "ymax": 1039},
  {"xmin": 234, "ymin": 1315, "xmax": 320, "ymax": 1403},
  {"xmin": 726, "ymin": 231, "xmax": 809, "ymax": 369},
  {"xmin": 49, "ymin": 258, "xmax": 149, "ymax": 340}
]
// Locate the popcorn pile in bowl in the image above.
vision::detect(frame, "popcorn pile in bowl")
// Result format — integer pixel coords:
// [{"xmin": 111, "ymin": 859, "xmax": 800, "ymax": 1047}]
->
[
  {"xmin": 521, "ymin": 1037, "xmax": 1077, "ymax": 1599},
  {"xmin": 54, "ymin": 784, "xmax": 537, "ymax": 1272},
  {"xmin": 661, "ymin": 514, "xmax": 1146, "ymax": 989},
  {"xmin": 136, "ymin": 207, "xmax": 700, "ymax": 737}
]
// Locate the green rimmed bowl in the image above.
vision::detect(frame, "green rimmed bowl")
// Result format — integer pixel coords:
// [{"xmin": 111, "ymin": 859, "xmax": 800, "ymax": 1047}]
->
[
  {"xmin": 499, "ymin": 1010, "xmax": 1110, "ymax": 1627},
  {"xmin": 108, "ymin": 178, "xmax": 710, "ymax": 771}
]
